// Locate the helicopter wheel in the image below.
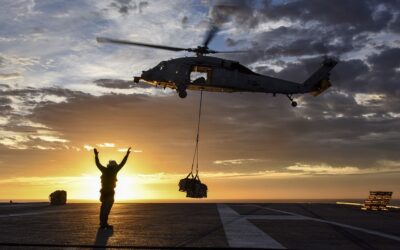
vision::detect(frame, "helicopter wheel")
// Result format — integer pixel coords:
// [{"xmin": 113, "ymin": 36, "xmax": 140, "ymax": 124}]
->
[
  {"xmin": 286, "ymin": 94, "xmax": 297, "ymax": 107},
  {"xmin": 178, "ymin": 90, "xmax": 187, "ymax": 98}
]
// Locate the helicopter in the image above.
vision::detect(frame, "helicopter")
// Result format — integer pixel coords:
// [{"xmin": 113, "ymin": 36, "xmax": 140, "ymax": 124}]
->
[{"xmin": 97, "ymin": 26, "xmax": 337, "ymax": 107}]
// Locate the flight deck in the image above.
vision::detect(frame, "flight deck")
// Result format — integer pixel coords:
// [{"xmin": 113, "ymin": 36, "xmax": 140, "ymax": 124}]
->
[{"xmin": 0, "ymin": 203, "xmax": 399, "ymax": 249}]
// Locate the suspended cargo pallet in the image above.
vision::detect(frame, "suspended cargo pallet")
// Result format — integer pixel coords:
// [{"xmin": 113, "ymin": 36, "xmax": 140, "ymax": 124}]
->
[{"xmin": 179, "ymin": 173, "xmax": 208, "ymax": 198}]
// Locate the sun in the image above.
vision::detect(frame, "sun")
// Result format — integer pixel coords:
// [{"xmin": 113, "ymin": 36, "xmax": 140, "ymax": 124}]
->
[
  {"xmin": 114, "ymin": 175, "xmax": 141, "ymax": 201},
  {"xmin": 67, "ymin": 174, "xmax": 142, "ymax": 201}
]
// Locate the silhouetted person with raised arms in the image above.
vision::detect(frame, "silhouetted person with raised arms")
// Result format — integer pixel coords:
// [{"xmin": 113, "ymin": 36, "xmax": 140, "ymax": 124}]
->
[{"xmin": 94, "ymin": 147, "xmax": 131, "ymax": 230}]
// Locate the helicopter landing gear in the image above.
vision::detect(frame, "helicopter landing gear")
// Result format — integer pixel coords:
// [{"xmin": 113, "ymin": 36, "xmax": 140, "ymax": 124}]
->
[
  {"xmin": 286, "ymin": 94, "xmax": 297, "ymax": 107},
  {"xmin": 178, "ymin": 90, "xmax": 187, "ymax": 98},
  {"xmin": 177, "ymin": 85, "xmax": 187, "ymax": 98}
]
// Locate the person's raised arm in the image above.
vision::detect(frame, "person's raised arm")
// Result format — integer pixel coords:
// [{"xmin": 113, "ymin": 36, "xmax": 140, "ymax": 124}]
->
[
  {"xmin": 94, "ymin": 148, "xmax": 106, "ymax": 171},
  {"xmin": 117, "ymin": 147, "xmax": 131, "ymax": 171}
]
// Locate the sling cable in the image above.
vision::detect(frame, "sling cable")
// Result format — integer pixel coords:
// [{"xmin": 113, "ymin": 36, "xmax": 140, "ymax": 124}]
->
[{"xmin": 178, "ymin": 91, "xmax": 208, "ymax": 198}]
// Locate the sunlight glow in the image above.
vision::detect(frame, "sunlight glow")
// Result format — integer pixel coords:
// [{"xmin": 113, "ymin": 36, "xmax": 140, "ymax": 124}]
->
[
  {"xmin": 114, "ymin": 175, "xmax": 140, "ymax": 200},
  {"xmin": 70, "ymin": 175, "xmax": 142, "ymax": 201}
]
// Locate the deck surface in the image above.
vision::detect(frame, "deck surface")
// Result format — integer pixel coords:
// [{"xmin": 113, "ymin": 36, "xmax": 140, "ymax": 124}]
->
[{"xmin": 0, "ymin": 203, "xmax": 399, "ymax": 249}]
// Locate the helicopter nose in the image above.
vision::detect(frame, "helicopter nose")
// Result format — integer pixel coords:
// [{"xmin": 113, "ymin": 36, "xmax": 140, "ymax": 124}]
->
[
  {"xmin": 141, "ymin": 70, "xmax": 149, "ymax": 79},
  {"xmin": 142, "ymin": 70, "xmax": 148, "ymax": 79}
]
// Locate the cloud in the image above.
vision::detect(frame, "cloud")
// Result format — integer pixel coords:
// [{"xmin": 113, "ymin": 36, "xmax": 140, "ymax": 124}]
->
[
  {"xmin": 138, "ymin": 1, "xmax": 149, "ymax": 13},
  {"xmin": 389, "ymin": 14, "xmax": 400, "ymax": 33},
  {"xmin": 369, "ymin": 47, "xmax": 400, "ymax": 73},
  {"xmin": 377, "ymin": 159, "xmax": 400, "ymax": 168},
  {"xmin": 215, "ymin": 0, "xmax": 400, "ymax": 101},
  {"xmin": 0, "ymin": 96, "xmax": 12, "ymax": 114},
  {"xmin": 0, "ymin": 116, "xmax": 8, "ymax": 125},
  {"xmin": 354, "ymin": 93, "xmax": 385, "ymax": 106},
  {"xmin": 210, "ymin": 1, "xmax": 259, "ymax": 28},
  {"xmin": 287, "ymin": 163, "xmax": 360, "ymax": 175},
  {"xmin": 108, "ymin": 0, "xmax": 148, "ymax": 15},
  {"xmin": 181, "ymin": 15, "xmax": 188, "ymax": 28},
  {"xmin": 22, "ymin": 86, "xmax": 400, "ymax": 173},
  {"xmin": 0, "ymin": 73, "xmax": 21, "ymax": 80},
  {"xmin": 0, "ymin": 54, "xmax": 40, "ymax": 67},
  {"xmin": 260, "ymin": 0, "xmax": 393, "ymax": 32},
  {"xmin": 97, "ymin": 142, "xmax": 115, "ymax": 148},
  {"xmin": 118, "ymin": 148, "xmax": 142, "ymax": 153},
  {"xmin": 109, "ymin": 0, "xmax": 137, "ymax": 14},
  {"xmin": 0, "ymin": 129, "xmax": 69, "ymax": 150},
  {"xmin": 0, "ymin": 88, "xmax": 86, "ymax": 150},
  {"xmin": 94, "ymin": 79, "xmax": 135, "ymax": 89},
  {"xmin": 93, "ymin": 79, "xmax": 155, "ymax": 91},
  {"xmin": 83, "ymin": 145, "xmax": 94, "ymax": 151},
  {"xmin": 30, "ymin": 135, "xmax": 68, "ymax": 143},
  {"xmin": 286, "ymin": 162, "xmax": 400, "ymax": 175},
  {"xmin": 33, "ymin": 145, "xmax": 57, "ymax": 150},
  {"xmin": 213, "ymin": 158, "xmax": 263, "ymax": 166},
  {"xmin": 0, "ymin": 132, "xmax": 30, "ymax": 150}
]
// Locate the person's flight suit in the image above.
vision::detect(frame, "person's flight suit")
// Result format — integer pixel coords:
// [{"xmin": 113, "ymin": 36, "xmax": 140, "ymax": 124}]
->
[{"xmin": 95, "ymin": 149, "xmax": 130, "ymax": 228}]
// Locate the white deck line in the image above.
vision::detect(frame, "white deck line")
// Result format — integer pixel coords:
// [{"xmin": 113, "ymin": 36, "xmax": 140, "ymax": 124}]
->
[
  {"xmin": 217, "ymin": 204, "xmax": 286, "ymax": 249},
  {"xmin": 250, "ymin": 204, "xmax": 400, "ymax": 243}
]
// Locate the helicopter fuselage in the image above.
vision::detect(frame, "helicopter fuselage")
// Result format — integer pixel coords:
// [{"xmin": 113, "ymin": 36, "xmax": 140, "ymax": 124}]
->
[{"xmin": 135, "ymin": 56, "xmax": 337, "ymax": 103}]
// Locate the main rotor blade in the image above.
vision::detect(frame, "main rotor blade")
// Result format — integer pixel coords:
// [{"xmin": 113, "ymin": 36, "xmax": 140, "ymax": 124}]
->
[
  {"xmin": 96, "ymin": 37, "xmax": 188, "ymax": 52},
  {"xmin": 213, "ymin": 50, "xmax": 248, "ymax": 54},
  {"xmin": 202, "ymin": 26, "xmax": 219, "ymax": 48}
]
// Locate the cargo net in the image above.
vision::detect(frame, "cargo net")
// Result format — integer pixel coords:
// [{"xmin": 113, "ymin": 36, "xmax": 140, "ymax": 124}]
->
[
  {"xmin": 179, "ymin": 173, "xmax": 208, "ymax": 198},
  {"xmin": 179, "ymin": 91, "xmax": 208, "ymax": 198}
]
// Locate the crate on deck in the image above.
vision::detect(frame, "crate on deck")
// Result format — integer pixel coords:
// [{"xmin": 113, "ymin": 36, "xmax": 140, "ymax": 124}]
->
[
  {"xmin": 361, "ymin": 191, "xmax": 392, "ymax": 211},
  {"xmin": 49, "ymin": 190, "xmax": 67, "ymax": 205}
]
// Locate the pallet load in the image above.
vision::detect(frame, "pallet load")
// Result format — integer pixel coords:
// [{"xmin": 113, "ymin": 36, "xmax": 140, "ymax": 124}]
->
[
  {"xmin": 179, "ymin": 173, "xmax": 208, "ymax": 198},
  {"xmin": 361, "ymin": 191, "xmax": 392, "ymax": 211},
  {"xmin": 49, "ymin": 190, "xmax": 67, "ymax": 205}
]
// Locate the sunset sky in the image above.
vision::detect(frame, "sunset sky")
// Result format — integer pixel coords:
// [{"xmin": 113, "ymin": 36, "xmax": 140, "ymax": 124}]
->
[{"xmin": 1, "ymin": 0, "xmax": 400, "ymax": 201}]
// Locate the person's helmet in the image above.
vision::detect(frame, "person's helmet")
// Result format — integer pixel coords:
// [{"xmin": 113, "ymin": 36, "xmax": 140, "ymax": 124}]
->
[{"xmin": 107, "ymin": 160, "xmax": 117, "ymax": 168}]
